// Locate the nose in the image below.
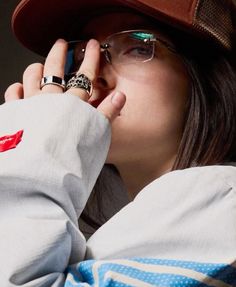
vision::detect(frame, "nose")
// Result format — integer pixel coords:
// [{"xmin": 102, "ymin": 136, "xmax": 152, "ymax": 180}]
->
[
  {"xmin": 94, "ymin": 52, "xmax": 116, "ymax": 92},
  {"xmin": 89, "ymin": 54, "xmax": 117, "ymax": 107}
]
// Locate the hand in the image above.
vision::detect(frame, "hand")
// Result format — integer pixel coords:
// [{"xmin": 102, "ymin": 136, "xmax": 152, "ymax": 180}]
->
[{"xmin": 4, "ymin": 39, "xmax": 126, "ymax": 123}]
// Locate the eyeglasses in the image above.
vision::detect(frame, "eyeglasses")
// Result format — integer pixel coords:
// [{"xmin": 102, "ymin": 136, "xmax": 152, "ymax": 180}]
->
[{"xmin": 64, "ymin": 29, "xmax": 176, "ymax": 77}]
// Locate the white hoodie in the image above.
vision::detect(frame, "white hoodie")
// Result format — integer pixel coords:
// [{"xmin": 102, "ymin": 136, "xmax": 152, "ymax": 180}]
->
[{"xmin": 0, "ymin": 94, "xmax": 235, "ymax": 286}]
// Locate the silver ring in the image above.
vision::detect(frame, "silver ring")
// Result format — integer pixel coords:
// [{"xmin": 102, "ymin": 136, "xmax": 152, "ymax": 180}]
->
[
  {"xmin": 66, "ymin": 73, "xmax": 93, "ymax": 97},
  {"xmin": 41, "ymin": 76, "xmax": 66, "ymax": 90}
]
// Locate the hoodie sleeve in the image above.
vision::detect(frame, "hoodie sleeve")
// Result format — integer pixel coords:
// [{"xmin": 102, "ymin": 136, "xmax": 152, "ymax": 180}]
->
[{"xmin": 0, "ymin": 93, "xmax": 111, "ymax": 286}]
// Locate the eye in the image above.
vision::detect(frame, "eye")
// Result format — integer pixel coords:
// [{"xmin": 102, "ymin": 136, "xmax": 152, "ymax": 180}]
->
[
  {"xmin": 122, "ymin": 42, "xmax": 153, "ymax": 60},
  {"xmin": 127, "ymin": 45, "xmax": 152, "ymax": 55}
]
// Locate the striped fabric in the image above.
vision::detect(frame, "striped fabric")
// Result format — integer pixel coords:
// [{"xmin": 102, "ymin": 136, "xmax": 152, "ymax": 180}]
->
[{"xmin": 64, "ymin": 258, "xmax": 236, "ymax": 287}]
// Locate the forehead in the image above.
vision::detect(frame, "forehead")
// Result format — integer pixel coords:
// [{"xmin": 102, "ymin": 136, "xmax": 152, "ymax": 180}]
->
[{"xmin": 81, "ymin": 11, "xmax": 162, "ymax": 40}]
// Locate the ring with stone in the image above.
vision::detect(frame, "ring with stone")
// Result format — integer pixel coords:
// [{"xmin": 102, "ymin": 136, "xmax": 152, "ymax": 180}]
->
[{"xmin": 66, "ymin": 73, "xmax": 93, "ymax": 97}]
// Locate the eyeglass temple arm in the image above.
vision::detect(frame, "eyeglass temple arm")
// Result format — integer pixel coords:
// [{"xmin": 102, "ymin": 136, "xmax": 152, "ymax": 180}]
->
[{"xmin": 145, "ymin": 38, "xmax": 177, "ymax": 53}]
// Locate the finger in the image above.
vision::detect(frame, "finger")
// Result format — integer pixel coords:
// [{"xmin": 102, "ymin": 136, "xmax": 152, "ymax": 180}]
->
[
  {"xmin": 42, "ymin": 39, "xmax": 67, "ymax": 93},
  {"xmin": 65, "ymin": 39, "xmax": 100, "ymax": 100},
  {"xmin": 79, "ymin": 39, "xmax": 100, "ymax": 81},
  {"xmin": 4, "ymin": 83, "xmax": 24, "ymax": 102},
  {"xmin": 23, "ymin": 63, "xmax": 44, "ymax": 98},
  {"xmin": 97, "ymin": 91, "xmax": 126, "ymax": 123}
]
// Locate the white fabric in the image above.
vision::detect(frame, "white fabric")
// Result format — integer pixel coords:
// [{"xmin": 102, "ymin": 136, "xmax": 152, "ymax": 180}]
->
[
  {"xmin": 87, "ymin": 165, "xmax": 236, "ymax": 264},
  {"xmin": 0, "ymin": 94, "xmax": 235, "ymax": 286},
  {"xmin": 0, "ymin": 94, "xmax": 110, "ymax": 286}
]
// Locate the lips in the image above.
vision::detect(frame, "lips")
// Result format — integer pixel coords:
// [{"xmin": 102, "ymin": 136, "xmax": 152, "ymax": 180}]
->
[{"xmin": 89, "ymin": 95, "xmax": 107, "ymax": 108}]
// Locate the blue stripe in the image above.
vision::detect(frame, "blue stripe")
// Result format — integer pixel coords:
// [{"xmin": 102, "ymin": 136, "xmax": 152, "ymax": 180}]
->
[
  {"xmin": 133, "ymin": 258, "xmax": 236, "ymax": 285},
  {"xmin": 80, "ymin": 262, "xmax": 211, "ymax": 287},
  {"xmin": 64, "ymin": 258, "xmax": 236, "ymax": 286}
]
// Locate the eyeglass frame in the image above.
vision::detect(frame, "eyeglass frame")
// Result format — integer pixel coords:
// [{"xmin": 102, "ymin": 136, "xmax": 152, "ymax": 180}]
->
[{"xmin": 65, "ymin": 29, "xmax": 178, "ymax": 76}]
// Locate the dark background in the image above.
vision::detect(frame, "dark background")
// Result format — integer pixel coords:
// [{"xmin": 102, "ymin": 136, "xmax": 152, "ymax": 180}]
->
[{"xmin": 0, "ymin": 0, "xmax": 42, "ymax": 103}]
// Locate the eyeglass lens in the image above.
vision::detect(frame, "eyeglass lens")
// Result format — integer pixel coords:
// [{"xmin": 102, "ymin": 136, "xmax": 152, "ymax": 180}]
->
[{"xmin": 64, "ymin": 31, "xmax": 156, "ymax": 77}]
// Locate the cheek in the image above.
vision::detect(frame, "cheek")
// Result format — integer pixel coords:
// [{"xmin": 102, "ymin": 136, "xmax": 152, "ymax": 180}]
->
[
  {"xmin": 119, "ymin": 64, "xmax": 189, "ymax": 123},
  {"xmin": 111, "ymin": 64, "xmax": 190, "ymax": 146}
]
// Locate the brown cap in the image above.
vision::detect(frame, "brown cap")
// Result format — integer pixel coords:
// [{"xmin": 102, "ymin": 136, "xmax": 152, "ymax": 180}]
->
[{"xmin": 12, "ymin": 0, "xmax": 236, "ymax": 56}]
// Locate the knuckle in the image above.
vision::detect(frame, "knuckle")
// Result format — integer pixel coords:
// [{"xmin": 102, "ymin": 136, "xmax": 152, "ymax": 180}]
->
[
  {"xmin": 44, "ymin": 58, "xmax": 65, "ymax": 76},
  {"xmin": 4, "ymin": 83, "xmax": 22, "ymax": 101},
  {"xmin": 23, "ymin": 63, "xmax": 43, "ymax": 78},
  {"xmin": 5, "ymin": 82, "xmax": 20, "ymax": 92},
  {"xmin": 4, "ymin": 91, "xmax": 10, "ymax": 100},
  {"xmin": 46, "ymin": 56, "xmax": 60, "ymax": 68}
]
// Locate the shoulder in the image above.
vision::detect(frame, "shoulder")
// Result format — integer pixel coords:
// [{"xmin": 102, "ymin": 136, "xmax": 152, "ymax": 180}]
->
[
  {"xmin": 87, "ymin": 164, "xmax": 236, "ymax": 261},
  {"xmin": 136, "ymin": 164, "xmax": 236, "ymax": 203}
]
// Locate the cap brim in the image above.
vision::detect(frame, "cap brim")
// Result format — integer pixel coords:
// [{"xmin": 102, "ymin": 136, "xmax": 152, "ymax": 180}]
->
[{"xmin": 12, "ymin": 0, "xmax": 191, "ymax": 56}]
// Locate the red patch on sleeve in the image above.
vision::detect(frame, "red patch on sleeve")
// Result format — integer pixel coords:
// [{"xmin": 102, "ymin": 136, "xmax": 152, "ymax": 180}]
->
[{"xmin": 0, "ymin": 130, "xmax": 24, "ymax": 152}]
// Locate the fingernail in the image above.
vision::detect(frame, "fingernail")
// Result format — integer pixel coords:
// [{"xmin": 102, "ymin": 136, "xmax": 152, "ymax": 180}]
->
[
  {"xmin": 56, "ymin": 39, "xmax": 66, "ymax": 44},
  {"xmin": 86, "ymin": 39, "xmax": 99, "ymax": 49},
  {"xmin": 111, "ymin": 92, "xmax": 126, "ymax": 108}
]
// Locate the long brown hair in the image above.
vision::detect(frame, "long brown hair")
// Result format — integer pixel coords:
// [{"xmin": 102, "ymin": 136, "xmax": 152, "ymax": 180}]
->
[{"xmin": 174, "ymin": 42, "xmax": 236, "ymax": 169}]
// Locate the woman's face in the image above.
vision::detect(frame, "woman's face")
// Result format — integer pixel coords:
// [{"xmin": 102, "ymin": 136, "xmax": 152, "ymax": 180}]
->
[{"xmin": 82, "ymin": 12, "xmax": 190, "ymax": 174}]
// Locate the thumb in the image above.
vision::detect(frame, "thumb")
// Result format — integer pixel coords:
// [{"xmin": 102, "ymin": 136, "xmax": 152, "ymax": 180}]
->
[{"xmin": 97, "ymin": 91, "xmax": 126, "ymax": 122}]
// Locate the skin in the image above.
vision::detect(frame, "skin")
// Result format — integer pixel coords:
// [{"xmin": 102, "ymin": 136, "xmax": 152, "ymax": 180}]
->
[
  {"xmin": 83, "ymin": 12, "xmax": 190, "ymax": 198},
  {"xmin": 5, "ymin": 11, "xmax": 190, "ymax": 199}
]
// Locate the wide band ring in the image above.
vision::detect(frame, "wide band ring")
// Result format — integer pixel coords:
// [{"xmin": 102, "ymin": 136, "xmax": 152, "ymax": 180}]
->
[
  {"xmin": 66, "ymin": 73, "xmax": 93, "ymax": 97},
  {"xmin": 41, "ymin": 76, "xmax": 66, "ymax": 90}
]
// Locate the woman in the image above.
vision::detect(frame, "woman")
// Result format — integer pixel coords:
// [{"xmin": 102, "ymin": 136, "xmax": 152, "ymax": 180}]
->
[{"xmin": 0, "ymin": 0, "xmax": 236, "ymax": 286}]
